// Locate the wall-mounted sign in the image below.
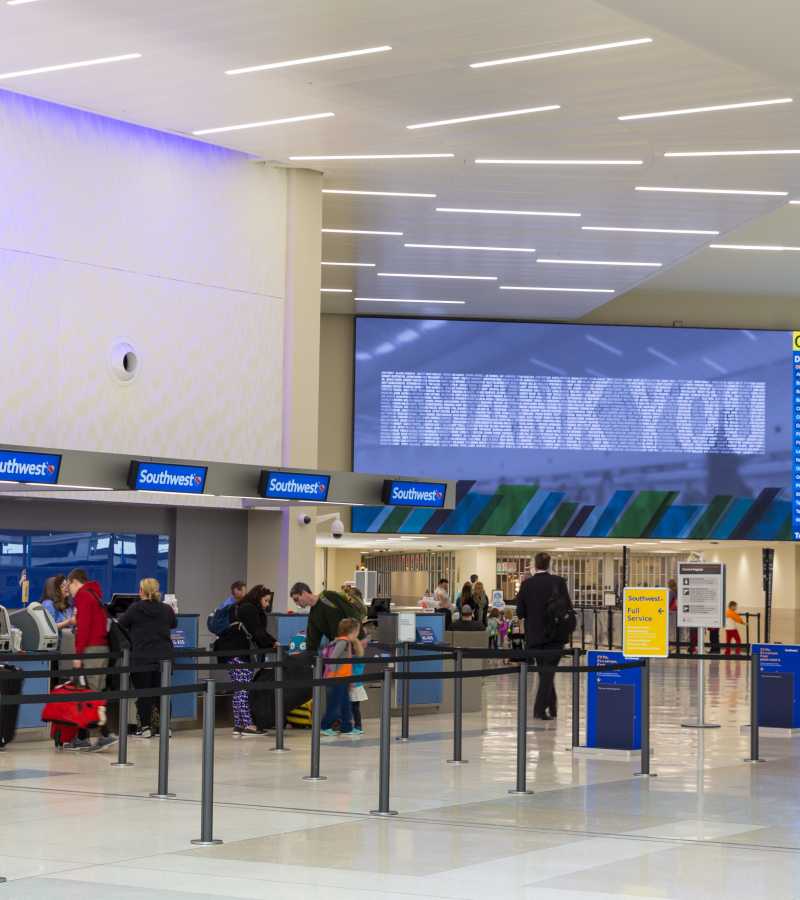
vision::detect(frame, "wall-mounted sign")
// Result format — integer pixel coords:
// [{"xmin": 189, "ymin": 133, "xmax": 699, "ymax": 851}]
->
[
  {"xmin": 128, "ymin": 461, "xmax": 207, "ymax": 494},
  {"xmin": 382, "ymin": 479, "xmax": 447, "ymax": 508},
  {"xmin": 259, "ymin": 470, "xmax": 331, "ymax": 502},
  {"xmin": 677, "ymin": 562, "xmax": 725, "ymax": 629},
  {"xmin": 0, "ymin": 449, "xmax": 61, "ymax": 485}
]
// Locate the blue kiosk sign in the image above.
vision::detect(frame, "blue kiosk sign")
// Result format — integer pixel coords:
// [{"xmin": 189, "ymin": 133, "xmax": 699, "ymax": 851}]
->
[
  {"xmin": 586, "ymin": 650, "xmax": 642, "ymax": 750},
  {"xmin": 753, "ymin": 644, "xmax": 800, "ymax": 728}
]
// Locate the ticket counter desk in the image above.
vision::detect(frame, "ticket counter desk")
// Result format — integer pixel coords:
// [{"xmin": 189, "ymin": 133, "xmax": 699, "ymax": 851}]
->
[{"xmin": 266, "ymin": 612, "xmax": 309, "ymax": 647}]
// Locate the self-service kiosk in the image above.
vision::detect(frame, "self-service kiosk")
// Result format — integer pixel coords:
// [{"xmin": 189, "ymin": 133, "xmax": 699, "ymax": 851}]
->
[{"xmin": 10, "ymin": 602, "xmax": 59, "ymax": 651}]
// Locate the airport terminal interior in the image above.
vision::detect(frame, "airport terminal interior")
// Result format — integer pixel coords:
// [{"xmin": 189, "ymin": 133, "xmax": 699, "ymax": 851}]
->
[{"xmin": 4, "ymin": 1, "xmax": 800, "ymax": 898}]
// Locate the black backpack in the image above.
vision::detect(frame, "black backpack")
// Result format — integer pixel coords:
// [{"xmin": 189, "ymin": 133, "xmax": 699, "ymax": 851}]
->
[{"xmin": 544, "ymin": 583, "xmax": 576, "ymax": 643}]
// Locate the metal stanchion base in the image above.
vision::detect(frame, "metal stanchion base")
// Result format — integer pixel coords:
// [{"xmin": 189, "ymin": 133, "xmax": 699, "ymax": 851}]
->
[
  {"xmin": 681, "ymin": 721, "xmax": 721, "ymax": 729},
  {"xmin": 270, "ymin": 748, "xmax": 291, "ymax": 753},
  {"xmin": 190, "ymin": 839, "xmax": 223, "ymax": 847},
  {"xmin": 370, "ymin": 809, "xmax": 399, "ymax": 817},
  {"xmin": 395, "ymin": 737, "xmax": 410, "ymax": 743},
  {"xmin": 743, "ymin": 758, "xmax": 765, "ymax": 763},
  {"xmin": 110, "ymin": 762, "xmax": 134, "ymax": 768},
  {"xmin": 634, "ymin": 772, "xmax": 658, "ymax": 778},
  {"xmin": 149, "ymin": 792, "xmax": 177, "ymax": 799},
  {"xmin": 446, "ymin": 759, "xmax": 469, "ymax": 765},
  {"xmin": 302, "ymin": 775, "xmax": 328, "ymax": 782},
  {"xmin": 508, "ymin": 789, "xmax": 534, "ymax": 796}
]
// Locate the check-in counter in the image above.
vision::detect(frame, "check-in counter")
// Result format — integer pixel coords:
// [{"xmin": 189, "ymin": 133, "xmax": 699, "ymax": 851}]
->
[{"xmin": 266, "ymin": 612, "xmax": 309, "ymax": 647}]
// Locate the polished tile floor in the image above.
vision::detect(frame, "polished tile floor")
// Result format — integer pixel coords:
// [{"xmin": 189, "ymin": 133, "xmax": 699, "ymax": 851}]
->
[{"xmin": 1, "ymin": 658, "xmax": 798, "ymax": 899}]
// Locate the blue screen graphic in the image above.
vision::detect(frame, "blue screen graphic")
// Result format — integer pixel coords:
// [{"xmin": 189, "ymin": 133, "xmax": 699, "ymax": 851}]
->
[
  {"xmin": 260, "ymin": 471, "xmax": 331, "ymax": 502},
  {"xmin": 129, "ymin": 461, "xmax": 207, "ymax": 494},
  {"xmin": 353, "ymin": 318, "xmax": 793, "ymax": 539},
  {"xmin": 384, "ymin": 479, "xmax": 447, "ymax": 508},
  {"xmin": 0, "ymin": 450, "xmax": 61, "ymax": 485}
]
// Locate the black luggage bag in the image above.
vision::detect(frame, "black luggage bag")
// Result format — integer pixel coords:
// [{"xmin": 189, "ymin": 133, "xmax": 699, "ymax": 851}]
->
[
  {"xmin": 0, "ymin": 664, "xmax": 23, "ymax": 750},
  {"xmin": 250, "ymin": 656, "xmax": 313, "ymax": 731}
]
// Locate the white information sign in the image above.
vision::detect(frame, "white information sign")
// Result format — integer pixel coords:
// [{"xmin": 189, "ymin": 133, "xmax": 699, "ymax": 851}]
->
[
  {"xmin": 397, "ymin": 611, "xmax": 417, "ymax": 643},
  {"xmin": 677, "ymin": 562, "xmax": 725, "ymax": 629}
]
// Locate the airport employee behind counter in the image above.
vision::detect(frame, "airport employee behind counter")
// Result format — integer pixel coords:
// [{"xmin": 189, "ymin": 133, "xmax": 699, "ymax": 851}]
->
[{"xmin": 289, "ymin": 583, "xmax": 357, "ymax": 653}]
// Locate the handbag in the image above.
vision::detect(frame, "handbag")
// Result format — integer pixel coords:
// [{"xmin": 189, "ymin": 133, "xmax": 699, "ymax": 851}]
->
[{"xmin": 349, "ymin": 684, "xmax": 368, "ymax": 703}]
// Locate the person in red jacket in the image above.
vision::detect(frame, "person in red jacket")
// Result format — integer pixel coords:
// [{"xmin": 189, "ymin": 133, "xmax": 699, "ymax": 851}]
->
[{"xmin": 66, "ymin": 569, "xmax": 117, "ymax": 752}]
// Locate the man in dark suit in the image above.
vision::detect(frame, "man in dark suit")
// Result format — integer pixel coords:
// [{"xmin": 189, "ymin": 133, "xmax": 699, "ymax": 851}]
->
[{"xmin": 514, "ymin": 552, "xmax": 573, "ymax": 720}]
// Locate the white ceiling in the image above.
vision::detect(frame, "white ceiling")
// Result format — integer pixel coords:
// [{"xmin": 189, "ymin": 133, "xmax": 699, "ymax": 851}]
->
[{"xmin": 4, "ymin": 0, "xmax": 800, "ymax": 321}]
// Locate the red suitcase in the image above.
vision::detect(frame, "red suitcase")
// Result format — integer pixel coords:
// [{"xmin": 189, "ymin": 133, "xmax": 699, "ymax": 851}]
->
[{"xmin": 41, "ymin": 681, "xmax": 102, "ymax": 748}]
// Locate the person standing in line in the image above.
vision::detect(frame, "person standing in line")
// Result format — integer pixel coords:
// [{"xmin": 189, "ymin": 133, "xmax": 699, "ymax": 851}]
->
[
  {"xmin": 320, "ymin": 618, "xmax": 360, "ymax": 736},
  {"xmin": 66, "ymin": 569, "xmax": 118, "ymax": 751},
  {"xmin": 725, "ymin": 601, "xmax": 745, "ymax": 655},
  {"xmin": 40, "ymin": 575, "xmax": 75, "ymax": 634},
  {"xmin": 434, "ymin": 578, "xmax": 450, "ymax": 608},
  {"xmin": 119, "ymin": 578, "xmax": 177, "ymax": 738},
  {"xmin": 207, "ymin": 580, "xmax": 247, "ymax": 637},
  {"xmin": 458, "ymin": 581, "xmax": 473, "ymax": 616},
  {"xmin": 472, "ymin": 580, "xmax": 489, "ymax": 626},
  {"xmin": 514, "ymin": 552, "xmax": 574, "ymax": 721},
  {"xmin": 487, "ymin": 608, "xmax": 501, "ymax": 649}
]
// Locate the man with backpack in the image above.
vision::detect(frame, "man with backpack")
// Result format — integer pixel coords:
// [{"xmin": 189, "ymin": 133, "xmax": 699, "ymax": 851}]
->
[
  {"xmin": 207, "ymin": 580, "xmax": 246, "ymax": 637},
  {"xmin": 289, "ymin": 583, "xmax": 357, "ymax": 654},
  {"xmin": 514, "ymin": 552, "xmax": 575, "ymax": 721}
]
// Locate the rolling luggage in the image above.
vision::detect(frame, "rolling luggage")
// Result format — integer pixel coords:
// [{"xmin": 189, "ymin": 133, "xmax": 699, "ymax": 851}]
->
[
  {"xmin": 41, "ymin": 681, "xmax": 102, "ymax": 749},
  {"xmin": 0, "ymin": 664, "xmax": 22, "ymax": 750},
  {"xmin": 250, "ymin": 658, "xmax": 313, "ymax": 731},
  {"xmin": 286, "ymin": 699, "xmax": 312, "ymax": 729}
]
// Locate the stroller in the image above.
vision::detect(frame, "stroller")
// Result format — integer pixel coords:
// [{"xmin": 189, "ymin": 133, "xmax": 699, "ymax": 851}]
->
[{"xmin": 41, "ymin": 680, "xmax": 103, "ymax": 748}]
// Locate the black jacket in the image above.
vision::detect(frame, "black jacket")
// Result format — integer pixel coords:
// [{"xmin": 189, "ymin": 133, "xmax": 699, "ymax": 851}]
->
[
  {"xmin": 232, "ymin": 597, "xmax": 276, "ymax": 650},
  {"xmin": 514, "ymin": 573, "xmax": 572, "ymax": 647},
  {"xmin": 118, "ymin": 600, "xmax": 177, "ymax": 661}
]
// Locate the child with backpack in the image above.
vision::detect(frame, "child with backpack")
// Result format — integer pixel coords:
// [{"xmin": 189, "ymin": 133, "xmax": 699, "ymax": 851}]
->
[
  {"xmin": 349, "ymin": 630, "xmax": 368, "ymax": 736},
  {"xmin": 320, "ymin": 618, "xmax": 360, "ymax": 736}
]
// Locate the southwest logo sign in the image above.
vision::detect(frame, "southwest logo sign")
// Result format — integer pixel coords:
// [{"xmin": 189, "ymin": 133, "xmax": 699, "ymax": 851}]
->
[
  {"xmin": 0, "ymin": 450, "xmax": 61, "ymax": 485},
  {"xmin": 128, "ymin": 461, "xmax": 208, "ymax": 494},
  {"xmin": 259, "ymin": 470, "xmax": 331, "ymax": 502},
  {"xmin": 383, "ymin": 479, "xmax": 447, "ymax": 508}
]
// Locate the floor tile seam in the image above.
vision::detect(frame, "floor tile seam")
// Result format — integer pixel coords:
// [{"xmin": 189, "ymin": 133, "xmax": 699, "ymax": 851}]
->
[
  {"xmin": 0, "ymin": 860, "xmax": 109, "ymax": 885},
  {"xmin": 396, "ymin": 814, "xmax": 800, "ymax": 855}
]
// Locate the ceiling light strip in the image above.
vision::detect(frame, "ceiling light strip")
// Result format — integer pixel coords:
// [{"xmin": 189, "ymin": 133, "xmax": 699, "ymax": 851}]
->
[
  {"xmin": 582, "ymin": 225, "xmax": 719, "ymax": 235},
  {"xmin": 407, "ymin": 104, "xmax": 560, "ymax": 129},
  {"xmin": 619, "ymin": 97, "xmax": 792, "ymax": 121},
  {"xmin": 500, "ymin": 285, "xmax": 615, "ymax": 293},
  {"xmin": 321, "ymin": 288, "xmax": 353, "ymax": 293},
  {"xmin": 321, "ymin": 261, "xmax": 376, "ymax": 267},
  {"xmin": 404, "ymin": 242, "xmax": 536, "ymax": 253},
  {"xmin": 322, "ymin": 189, "xmax": 437, "ymax": 197},
  {"xmin": 378, "ymin": 272, "xmax": 498, "ymax": 280},
  {"xmin": 226, "ymin": 45, "xmax": 392, "ymax": 75},
  {"xmin": 665, "ymin": 149, "xmax": 800, "ymax": 157},
  {"xmin": 322, "ymin": 228, "xmax": 403, "ymax": 235},
  {"xmin": 635, "ymin": 186, "xmax": 787, "ymax": 196},
  {"xmin": 436, "ymin": 206, "xmax": 580, "ymax": 217},
  {"xmin": 0, "ymin": 53, "xmax": 141, "ymax": 80},
  {"xmin": 357, "ymin": 298, "xmax": 466, "ymax": 306},
  {"xmin": 709, "ymin": 243, "xmax": 800, "ymax": 251},
  {"xmin": 193, "ymin": 111, "xmax": 334, "ymax": 136},
  {"xmin": 470, "ymin": 37, "xmax": 652, "ymax": 69},
  {"xmin": 291, "ymin": 153, "xmax": 454, "ymax": 161},
  {"xmin": 537, "ymin": 258, "xmax": 661, "ymax": 267},
  {"xmin": 476, "ymin": 158, "xmax": 643, "ymax": 165}
]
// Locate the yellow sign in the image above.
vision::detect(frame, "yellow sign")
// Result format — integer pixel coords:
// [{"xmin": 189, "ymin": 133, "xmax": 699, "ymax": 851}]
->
[
  {"xmin": 793, "ymin": 331, "xmax": 800, "ymax": 352},
  {"xmin": 623, "ymin": 587, "xmax": 669, "ymax": 658}
]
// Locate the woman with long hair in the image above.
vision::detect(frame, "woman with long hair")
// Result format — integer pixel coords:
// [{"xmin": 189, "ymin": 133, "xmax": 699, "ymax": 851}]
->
[
  {"xmin": 228, "ymin": 585, "xmax": 277, "ymax": 737},
  {"xmin": 40, "ymin": 574, "xmax": 75, "ymax": 631},
  {"xmin": 458, "ymin": 581, "xmax": 473, "ymax": 616}
]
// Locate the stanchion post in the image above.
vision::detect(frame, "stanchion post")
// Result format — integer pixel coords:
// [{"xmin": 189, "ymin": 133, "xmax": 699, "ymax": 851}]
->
[
  {"xmin": 398, "ymin": 642, "xmax": 410, "ymax": 742},
  {"xmin": 635, "ymin": 659, "xmax": 655, "ymax": 777},
  {"xmin": 150, "ymin": 658, "xmax": 175, "ymax": 799},
  {"xmin": 681, "ymin": 627, "xmax": 720, "ymax": 729},
  {"xmin": 371, "ymin": 665, "xmax": 398, "ymax": 816},
  {"xmin": 571, "ymin": 648, "xmax": 580, "ymax": 749},
  {"xmin": 191, "ymin": 679, "xmax": 223, "ymax": 846},
  {"xmin": 303, "ymin": 655, "xmax": 327, "ymax": 782},
  {"xmin": 447, "ymin": 649, "xmax": 467, "ymax": 764},
  {"xmin": 509, "ymin": 658, "xmax": 533, "ymax": 795},
  {"xmin": 272, "ymin": 646, "xmax": 289, "ymax": 753},
  {"xmin": 747, "ymin": 647, "xmax": 763, "ymax": 763},
  {"xmin": 111, "ymin": 647, "xmax": 133, "ymax": 768}
]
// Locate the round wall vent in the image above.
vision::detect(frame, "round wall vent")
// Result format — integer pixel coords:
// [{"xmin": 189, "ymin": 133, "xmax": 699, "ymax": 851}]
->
[{"xmin": 110, "ymin": 341, "xmax": 139, "ymax": 383}]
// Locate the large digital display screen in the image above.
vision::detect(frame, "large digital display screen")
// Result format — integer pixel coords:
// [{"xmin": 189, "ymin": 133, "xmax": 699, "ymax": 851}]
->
[{"xmin": 353, "ymin": 318, "xmax": 793, "ymax": 540}]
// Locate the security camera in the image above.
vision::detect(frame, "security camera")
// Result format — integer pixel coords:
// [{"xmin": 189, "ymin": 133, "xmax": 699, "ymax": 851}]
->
[
  {"xmin": 297, "ymin": 512, "xmax": 313, "ymax": 526},
  {"xmin": 331, "ymin": 518, "xmax": 345, "ymax": 539}
]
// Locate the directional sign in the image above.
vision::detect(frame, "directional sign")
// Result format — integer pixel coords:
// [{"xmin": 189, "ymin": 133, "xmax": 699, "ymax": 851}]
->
[
  {"xmin": 677, "ymin": 562, "xmax": 725, "ymax": 629},
  {"xmin": 623, "ymin": 587, "xmax": 669, "ymax": 658}
]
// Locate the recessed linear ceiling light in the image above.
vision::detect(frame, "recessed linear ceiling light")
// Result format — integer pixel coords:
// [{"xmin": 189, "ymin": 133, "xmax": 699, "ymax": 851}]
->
[
  {"xmin": 791, "ymin": 200, "xmax": 800, "ymax": 204},
  {"xmin": 7, "ymin": 0, "xmax": 42, "ymax": 5},
  {"xmin": 226, "ymin": 45, "xmax": 392, "ymax": 75},
  {"xmin": 709, "ymin": 243, "xmax": 800, "ymax": 251},
  {"xmin": 476, "ymin": 157, "xmax": 643, "ymax": 166},
  {"xmin": 355, "ymin": 297, "xmax": 466, "ymax": 305},
  {"xmin": 322, "ymin": 228, "xmax": 403, "ymax": 235},
  {"xmin": 192, "ymin": 112, "xmax": 334, "ymax": 136},
  {"xmin": 582, "ymin": 225, "xmax": 719, "ymax": 235},
  {"xmin": 0, "ymin": 52, "xmax": 141, "ymax": 80},
  {"xmin": 322, "ymin": 189, "xmax": 437, "ymax": 197},
  {"xmin": 321, "ymin": 288, "xmax": 353, "ymax": 293},
  {"xmin": 500, "ymin": 285, "xmax": 615, "ymax": 293},
  {"xmin": 436, "ymin": 206, "xmax": 580, "ymax": 217},
  {"xmin": 290, "ymin": 153, "xmax": 454, "ymax": 161},
  {"xmin": 378, "ymin": 272, "xmax": 498, "ymax": 280},
  {"xmin": 619, "ymin": 97, "xmax": 793, "ymax": 121},
  {"xmin": 538, "ymin": 258, "xmax": 661, "ymax": 267},
  {"xmin": 407, "ymin": 104, "xmax": 560, "ymax": 130},
  {"xmin": 405, "ymin": 242, "xmax": 536, "ymax": 253},
  {"xmin": 470, "ymin": 37, "xmax": 652, "ymax": 69},
  {"xmin": 321, "ymin": 261, "xmax": 376, "ymax": 267},
  {"xmin": 665, "ymin": 148, "xmax": 800, "ymax": 157},
  {"xmin": 636, "ymin": 185, "xmax": 788, "ymax": 196}
]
